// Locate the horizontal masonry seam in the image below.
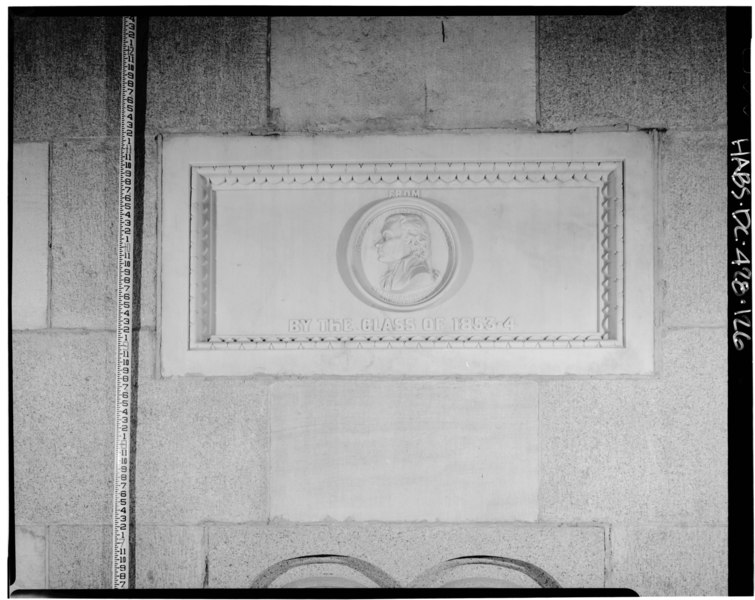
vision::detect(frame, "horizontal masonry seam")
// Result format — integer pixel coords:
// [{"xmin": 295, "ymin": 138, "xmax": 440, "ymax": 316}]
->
[
  {"xmin": 11, "ymin": 127, "xmax": 728, "ymax": 145},
  {"xmin": 36, "ymin": 522, "xmax": 730, "ymax": 528},
  {"xmin": 11, "ymin": 327, "xmax": 155, "ymax": 334},
  {"xmin": 12, "ymin": 135, "xmax": 121, "ymax": 143}
]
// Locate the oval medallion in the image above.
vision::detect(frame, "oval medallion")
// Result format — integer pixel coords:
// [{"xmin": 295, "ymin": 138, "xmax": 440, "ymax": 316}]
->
[{"xmin": 343, "ymin": 197, "xmax": 461, "ymax": 311}]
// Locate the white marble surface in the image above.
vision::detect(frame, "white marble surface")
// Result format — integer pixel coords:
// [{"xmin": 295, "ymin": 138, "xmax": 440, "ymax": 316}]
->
[
  {"xmin": 211, "ymin": 186, "xmax": 599, "ymax": 336},
  {"xmin": 161, "ymin": 132, "xmax": 655, "ymax": 375},
  {"xmin": 11, "ymin": 525, "xmax": 47, "ymax": 590}
]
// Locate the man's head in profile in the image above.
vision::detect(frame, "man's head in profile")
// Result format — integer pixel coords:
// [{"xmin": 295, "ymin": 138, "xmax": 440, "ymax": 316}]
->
[{"xmin": 375, "ymin": 212, "xmax": 440, "ymax": 294}]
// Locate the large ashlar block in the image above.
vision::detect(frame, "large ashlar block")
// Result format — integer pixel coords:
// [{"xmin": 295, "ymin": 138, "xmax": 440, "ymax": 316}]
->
[
  {"xmin": 661, "ymin": 130, "xmax": 727, "ymax": 327},
  {"xmin": 12, "ymin": 16, "xmax": 121, "ymax": 140},
  {"xmin": 137, "ymin": 136, "xmax": 160, "ymax": 329},
  {"xmin": 609, "ymin": 526, "xmax": 727, "ymax": 595},
  {"xmin": 270, "ymin": 381, "xmax": 537, "ymax": 522},
  {"xmin": 12, "ymin": 142, "xmax": 49, "ymax": 329},
  {"xmin": 11, "ymin": 525, "xmax": 47, "ymax": 590},
  {"xmin": 134, "ymin": 327, "xmax": 157, "ymax": 380},
  {"xmin": 48, "ymin": 526, "xmax": 109, "ymax": 589},
  {"xmin": 208, "ymin": 523, "xmax": 606, "ymax": 588},
  {"xmin": 271, "ymin": 17, "xmax": 536, "ymax": 131},
  {"xmin": 539, "ymin": 8, "xmax": 726, "ymax": 130},
  {"xmin": 161, "ymin": 132, "xmax": 655, "ymax": 376},
  {"xmin": 50, "ymin": 138, "xmax": 118, "ymax": 329},
  {"xmin": 136, "ymin": 378, "xmax": 269, "ymax": 524},
  {"xmin": 135, "ymin": 527, "xmax": 205, "ymax": 588},
  {"xmin": 13, "ymin": 331, "xmax": 114, "ymax": 524},
  {"xmin": 146, "ymin": 17, "xmax": 268, "ymax": 133},
  {"xmin": 540, "ymin": 328, "xmax": 727, "ymax": 523}
]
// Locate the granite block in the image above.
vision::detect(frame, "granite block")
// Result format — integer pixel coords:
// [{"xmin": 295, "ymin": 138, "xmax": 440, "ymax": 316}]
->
[
  {"xmin": 271, "ymin": 16, "xmax": 536, "ymax": 132},
  {"xmin": 12, "ymin": 142, "xmax": 49, "ymax": 330},
  {"xmin": 146, "ymin": 17, "xmax": 268, "ymax": 133},
  {"xmin": 609, "ymin": 526, "xmax": 727, "ymax": 595},
  {"xmin": 661, "ymin": 131, "xmax": 728, "ymax": 327},
  {"xmin": 539, "ymin": 8, "xmax": 726, "ymax": 130},
  {"xmin": 12, "ymin": 16, "xmax": 121, "ymax": 140},
  {"xmin": 208, "ymin": 523, "xmax": 605, "ymax": 588},
  {"xmin": 270, "ymin": 380, "xmax": 538, "ymax": 522},
  {"xmin": 653, "ymin": 328, "xmax": 728, "ymax": 521},
  {"xmin": 136, "ymin": 378, "xmax": 268, "ymax": 524},
  {"xmin": 136, "ymin": 135, "xmax": 159, "ymax": 329},
  {"xmin": 12, "ymin": 525, "xmax": 47, "ymax": 590},
  {"xmin": 13, "ymin": 331, "xmax": 114, "ymax": 524},
  {"xmin": 540, "ymin": 328, "xmax": 726, "ymax": 523},
  {"xmin": 135, "ymin": 526, "xmax": 205, "ymax": 588},
  {"xmin": 539, "ymin": 376, "xmax": 663, "ymax": 522},
  {"xmin": 48, "ymin": 525, "xmax": 109, "ymax": 589},
  {"xmin": 424, "ymin": 17, "xmax": 536, "ymax": 129},
  {"xmin": 50, "ymin": 139, "xmax": 119, "ymax": 329},
  {"xmin": 134, "ymin": 328, "xmax": 156, "ymax": 381}
]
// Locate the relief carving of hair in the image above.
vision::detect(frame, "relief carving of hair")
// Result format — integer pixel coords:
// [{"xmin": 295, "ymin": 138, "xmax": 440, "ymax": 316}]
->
[{"xmin": 376, "ymin": 213, "xmax": 440, "ymax": 294}]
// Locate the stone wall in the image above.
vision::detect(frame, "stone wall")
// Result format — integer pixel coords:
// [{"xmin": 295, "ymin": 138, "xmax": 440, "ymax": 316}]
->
[{"xmin": 12, "ymin": 10, "xmax": 727, "ymax": 594}]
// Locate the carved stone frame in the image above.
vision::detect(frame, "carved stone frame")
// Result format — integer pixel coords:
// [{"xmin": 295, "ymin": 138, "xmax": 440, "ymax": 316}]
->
[
  {"xmin": 189, "ymin": 160, "xmax": 623, "ymax": 350},
  {"xmin": 160, "ymin": 132, "xmax": 654, "ymax": 376}
]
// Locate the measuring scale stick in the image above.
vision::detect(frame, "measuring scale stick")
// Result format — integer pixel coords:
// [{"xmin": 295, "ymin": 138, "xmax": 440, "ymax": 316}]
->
[{"xmin": 113, "ymin": 15, "xmax": 136, "ymax": 590}]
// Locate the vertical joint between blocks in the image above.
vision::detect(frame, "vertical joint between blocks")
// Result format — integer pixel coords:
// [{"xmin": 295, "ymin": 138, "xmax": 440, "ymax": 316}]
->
[
  {"xmin": 202, "ymin": 525, "xmax": 209, "ymax": 588},
  {"xmin": 46, "ymin": 141, "xmax": 53, "ymax": 329},
  {"xmin": 45, "ymin": 524, "xmax": 50, "ymax": 589},
  {"xmin": 603, "ymin": 524, "xmax": 612, "ymax": 588}
]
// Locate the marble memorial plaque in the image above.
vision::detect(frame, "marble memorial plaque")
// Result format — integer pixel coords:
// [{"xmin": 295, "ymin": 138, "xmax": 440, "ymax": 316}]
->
[{"xmin": 160, "ymin": 133, "xmax": 654, "ymax": 375}]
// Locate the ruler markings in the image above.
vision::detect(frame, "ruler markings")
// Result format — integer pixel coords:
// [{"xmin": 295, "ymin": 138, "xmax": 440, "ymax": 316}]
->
[{"xmin": 113, "ymin": 15, "xmax": 136, "ymax": 590}]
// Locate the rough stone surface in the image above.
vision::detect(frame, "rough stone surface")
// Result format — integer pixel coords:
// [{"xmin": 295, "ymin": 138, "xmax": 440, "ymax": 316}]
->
[
  {"xmin": 12, "ymin": 16, "xmax": 121, "ymax": 140},
  {"xmin": 13, "ymin": 331, "xmax": 114, "ymax": 524},
  {"xmin": 270, "ymin": 380, "xmax": 538, "ymax": 522},
  {"xmin": 135, "ymin": 526, "xmax": 205, "ymax": 588},
  {"xmin": 137, "ymin": 135, "xmax": 160, "ymax": 329},
  {"xmin": 540, "ymin": 328, "xmax": 727, "ymax": 523},
  {"xmin": 661, "ymin": 130, "xmax": 728, "ymax": 327},
  {"xmin": 422, "ymin": 17, "xmax": 537, "ymax": 130},
  {"xmin": 540, "ymin": 376, "xmax": 662, "ymax": 522},
  {"xmin": 609, "ymin": 526, "xmax": 727, "ymax": 595},
  {"xmin": 135, "ymin": 328, "xmax": 156, "ymax": 380},
  {"xmin": 12, "ymin": 142, "xmax": 49, "ymax": 330},
  {"xmin": 136, "ymin": 378, "xmax": 268, "ymax": 524},
  {"xmin": 12, "ymin": 525, "xmax": 46, "ymax": 590},
  {"xmin": 271, "ymin": 16, "xmax": 536, "ymax": 132},
  {"xmin": 146, "ymin": 17, "xmax": 268, "ymax": 133},
  {"xmin": 208, "ymin": 523, "xmax": 605, "ymax": 588},
  {"xmin": 50, "ymin": 138, "xmax": 119, "ymax": 329},
  {"xmin": 539, "ymin": 8, "xmax": 726, "ymax": 130},
  {"xmin": 48, "ymin": 526, "xmax": 109, "ymax": 589}
]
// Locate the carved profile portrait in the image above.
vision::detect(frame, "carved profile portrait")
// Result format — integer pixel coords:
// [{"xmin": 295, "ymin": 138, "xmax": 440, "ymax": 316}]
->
[
  {"xmin": 375, "ymin": 213, "xmax": 440, "ymax": 294},
  {"xmin": 341, "ymin": 197, "xmax": 463, "ymax": 311}
]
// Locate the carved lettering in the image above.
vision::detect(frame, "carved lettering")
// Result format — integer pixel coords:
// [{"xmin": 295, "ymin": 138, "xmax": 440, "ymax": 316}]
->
[
  {"xmin": 303, "ymin": 316, "xmax": 514, "ymax": 334},
  {"xmin": 388, "ymin": 189, "xmax": 421, "ymax": 198},
  {"xmin": 288, "ymin": 319, "xmax": 312, "ymax": 332}
]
